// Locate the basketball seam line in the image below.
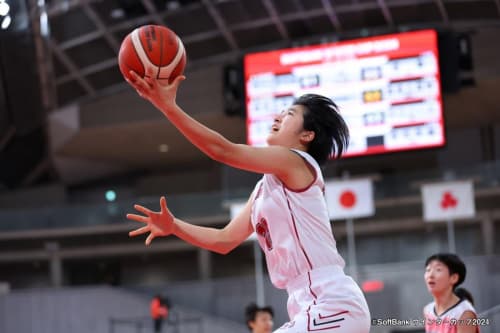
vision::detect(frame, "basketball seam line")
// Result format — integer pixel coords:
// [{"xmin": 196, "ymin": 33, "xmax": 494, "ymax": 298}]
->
[{"xmin": 157, "ymin": 28, "xmax": 163, "ymax": 80}]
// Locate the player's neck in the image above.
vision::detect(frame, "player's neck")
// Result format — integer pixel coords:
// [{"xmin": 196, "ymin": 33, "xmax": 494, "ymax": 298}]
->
[
  {"xmin": 279, "ymin": 140, "xmax": 306, "ymax": 151},
  {"xmin": 434, "ymin": 291, "xmax": 460, "ymax": 315}
]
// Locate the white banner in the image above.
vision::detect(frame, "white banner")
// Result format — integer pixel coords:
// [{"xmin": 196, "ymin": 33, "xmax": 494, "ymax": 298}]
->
[
  {"xmin": 325, "ymin": 178, "xmax": 375, "ymax": 220},
  {"xmin": 421, "ymin": 181, "xmax": 475, "ymax": 222}
]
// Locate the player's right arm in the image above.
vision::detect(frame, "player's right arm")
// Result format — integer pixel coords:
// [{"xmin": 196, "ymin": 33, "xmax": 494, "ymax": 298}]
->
[
  {"xmin": 127, "ymin": 195, "xmax": 254, "ymax": 254},
  {"xmin": 126, "ymin": 70, "xmax": 314, "ymax": 190}
]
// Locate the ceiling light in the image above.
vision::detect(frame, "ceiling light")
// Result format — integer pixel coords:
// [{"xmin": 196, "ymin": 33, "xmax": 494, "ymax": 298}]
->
[
  {"xmin": 40, "ymin": 11, "xmax": 48, "ymax": 36},
  {"xmin": 105, "ymin": 190, "xmax": 117, "ymax": 202},
  {"xmin": 166, "ymin": 1, "xmax": 180, "ymax": 11},
  {"xmin": 158, "ymin": 144, "xmax": 169, "ymax": 153},
  {"xmin": 1, "ymin": 15, "xmax": 10, "ymax": 30},
  {"xmin": 0, "ymin": 2, "xmax": 9, "ymax": 17},
  {"xmin": 110, "ymin": 8, "xmax": 125, "ymax": 19}
]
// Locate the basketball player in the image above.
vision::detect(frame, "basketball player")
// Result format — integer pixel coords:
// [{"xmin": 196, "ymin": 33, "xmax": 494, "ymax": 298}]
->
[
  {"xmin": 423, "ymin": 253, "xmax": 479, "ymax": 333},
  {"xmin": 245, "ymin": 303, "xmax": 274, "ymax": 333},
  {"xmin": 125, "ymin": 69, "xmax": 371, "ymax": 333}
]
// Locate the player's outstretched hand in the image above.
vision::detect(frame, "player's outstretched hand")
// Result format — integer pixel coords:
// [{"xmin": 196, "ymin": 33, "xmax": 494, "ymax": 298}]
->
[
  {"xmin": 127, "ymin": 196, "xmax": 175, "ymax": 246},
  {"xmin": 126, "ymin": 67, "xmax": 185, "ymax": 111}
]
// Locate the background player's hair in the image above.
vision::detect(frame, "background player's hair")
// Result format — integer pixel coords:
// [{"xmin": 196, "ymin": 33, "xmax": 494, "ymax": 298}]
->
[
  {"xmin": 454, "ymin": 287, "xmax": 475, "ymax": 304},
  {"xmin": 245, "ymin": 303, "xmax": 274, "ymax": 330},
  {"xmin": 425, "ymin": 253, "xmax": 466, "ymax": 289},
  {"xmin": 294, "ymin": 94, "xmax": 349, "ymax": 165}
]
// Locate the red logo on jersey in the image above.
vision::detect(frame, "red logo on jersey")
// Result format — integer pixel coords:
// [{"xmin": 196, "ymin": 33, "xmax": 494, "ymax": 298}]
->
[{"xmin": 256, "ymin": 218, "xmax": 273, "ymax": 251}]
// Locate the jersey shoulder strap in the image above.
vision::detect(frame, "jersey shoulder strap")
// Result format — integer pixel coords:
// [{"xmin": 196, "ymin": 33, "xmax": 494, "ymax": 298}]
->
[{"xmin": 290, "ymin": 149, "xmax": 324, "ymax": 187}]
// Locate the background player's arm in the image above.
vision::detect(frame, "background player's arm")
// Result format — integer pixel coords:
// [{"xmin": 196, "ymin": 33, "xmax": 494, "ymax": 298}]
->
[
  {"xmin": 127, "ymin": 194, "xmax": 254, "ymax": 254},
  {"xmin": 127, "ymin": 70, "xmax": 309, "ymax": 188},
  {"xmin": 457, "ymin": 311, "xmax": 477, "ymax": 333}
]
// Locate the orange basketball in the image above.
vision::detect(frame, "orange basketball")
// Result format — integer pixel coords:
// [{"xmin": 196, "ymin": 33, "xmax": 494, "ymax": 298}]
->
[{"xmin": 118, "ymin": 25, "xmax": 186, "ymax": 84}]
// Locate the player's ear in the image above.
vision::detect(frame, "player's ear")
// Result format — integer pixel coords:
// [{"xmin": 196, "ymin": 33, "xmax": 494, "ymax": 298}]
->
[
  {"xmin": 450, "ymin": 273, "xmax": 459, "ymax": 285},
  {"xmin": 300, "ymin": 130, "xmax": 315, "ymax": 144}
]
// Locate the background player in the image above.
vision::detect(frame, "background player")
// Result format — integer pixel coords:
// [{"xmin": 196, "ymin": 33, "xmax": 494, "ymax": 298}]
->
[
  {"xmin": 245, "ymin": 303, "xmax": 274, "ymax": 333},
  {"xmin": 150, "ymin": 294, "xmax": 168, "ymax": 333},
  {"xmin": 423, "ymin": 253, "xmax": 479, "ymax": 333},
  {"xmin": 125, "ymin": 68, "xmax": 370, "ymax": 333}
]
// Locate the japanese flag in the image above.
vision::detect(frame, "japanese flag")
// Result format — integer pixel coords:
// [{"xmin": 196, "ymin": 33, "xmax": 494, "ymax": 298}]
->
[
  {"xmin": 421, "ymin": 181, "xmax": 475, "ymax": 222},
  {"xmin": 325, "ymin": 178, "xmax": 375, "ymax": 220}
]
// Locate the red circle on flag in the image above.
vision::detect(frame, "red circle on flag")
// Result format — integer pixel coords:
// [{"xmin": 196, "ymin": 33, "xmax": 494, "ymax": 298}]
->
[{"xmin": 339, "ymin": 190, "xmax": 356, "ymax": 208}]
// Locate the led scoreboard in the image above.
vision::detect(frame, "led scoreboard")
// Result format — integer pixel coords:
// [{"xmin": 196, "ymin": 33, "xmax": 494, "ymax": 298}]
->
[{"xmin": 243, "ymin": 30, "xmax": 445, "ymax": 157}]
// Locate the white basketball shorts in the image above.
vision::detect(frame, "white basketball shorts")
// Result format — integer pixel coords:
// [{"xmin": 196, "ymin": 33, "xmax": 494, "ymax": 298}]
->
[{"xmin": 274, "ymin": 265, "xmax": 370, "ymax": 333}]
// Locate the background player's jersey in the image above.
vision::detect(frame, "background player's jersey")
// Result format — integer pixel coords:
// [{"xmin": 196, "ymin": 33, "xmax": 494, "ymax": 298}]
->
[
  {"xmin": 424, "ymin": 299, "xmax": 479, "ymax": 333},
  {"xmin": 250, "ymin": 149, "xmax": 345, "ymax": 289}
]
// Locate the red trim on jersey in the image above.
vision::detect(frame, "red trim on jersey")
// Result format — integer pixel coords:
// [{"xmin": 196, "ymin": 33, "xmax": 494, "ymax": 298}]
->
[
  {"xmin": 306, "ymin": 304, "xmax": 313, "ymax": 331},
  {"xmin": 306, "ymin": 272, "xmax": 348, "ymax": 331},
  {"xmin": 318, "ymin": 310, "xmax": 349, "ymax": 319},
  {"xmin": 283, "ymin": 186, "xmax": 313, "ymax": 270},
  {"xmin": 308, "ymin": 313, "xmax": 343, "ymax": 331},
  {"xmin": 307, "ymin": 271, "xmax": 318, "ymax": 300},
  {"xmin": 308, "ymin": 309, "xmax": 347, "ymax": 331},
  {"xmin": 254, "ymin": 181, "xmax": 264, "ymax": 200},
  {"xmin": 282, "ymin": 152, "xmax": 318, "ymax": 193}
]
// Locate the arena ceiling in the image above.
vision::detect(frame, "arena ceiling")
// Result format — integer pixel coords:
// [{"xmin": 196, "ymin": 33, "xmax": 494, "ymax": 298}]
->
[
  {"xmin": 42, "ymin": 0, "xmax": 500, "ymax": 107},
  {"xmin": 2, "ymin": 0, "xmax": 500, "ymax": 189}
]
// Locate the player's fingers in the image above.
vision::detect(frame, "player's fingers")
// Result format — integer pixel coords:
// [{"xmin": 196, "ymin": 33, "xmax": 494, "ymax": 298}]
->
[
  {"xmin": 160, "ymin": 196, "xmax": 168, "ymax": 213},
  {"xmin": 128, "ymin": 70, "xmax": 140, "ymax": 83},
  {"xmin": 135, "ymin": 84, "xmax": 153, "ymax": 99},
  {"xmin": 126, "ymin": 213, "xmax": 149, "ymax": 224},
  {"xmin": 137, "ymin": 89, "xmax": 151, "ymax": 100},
  {"xmin": 129, "ymin": 71, "xmax": 150, "ymax": 91},
  {"xmin": 145, "ymin": 233, "xmax": 155, "ymax": 246},
  {"xmin": 172, "ymin": 75, "xmax": 186, "ymax": 87},
  {"xmin": 134, "ymin": 204, "xmax": 154, "ymax": 216},
  {"xmin": 143, "ymin": 75, "xmax": 155, "ymax": 88},
  {"xmin": 125, "ymin": 76, "xmax": 142, "ymax": 92},
  {"xmin": 129, "ymin": 226, "xmax": 150, "ymax": 237},
  {"xmin": 136, "ymin": 79, "xmax": 151, "ymax": 92},
  {"xmin": 145, "ymin": 66, "xmax": 155, "ymax": 79},
  {"xmin": 127, "ymin": 81, "xmax": 144, "ymax": 97}
]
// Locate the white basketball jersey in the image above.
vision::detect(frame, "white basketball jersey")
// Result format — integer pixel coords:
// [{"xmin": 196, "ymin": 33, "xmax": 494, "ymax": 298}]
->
[
  {"xmin": 250, "ymin": 149, "xmax": 345, "ymax": 289},
  {"xmin": 424, "ymin": 299, "xmax": 479, "ymax": 333}
]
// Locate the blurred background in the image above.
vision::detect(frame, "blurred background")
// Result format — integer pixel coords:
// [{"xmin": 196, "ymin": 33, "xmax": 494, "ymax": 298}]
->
[{"xmin": 0, "ymin": 0, "xmax": 499, "ymax": 332}]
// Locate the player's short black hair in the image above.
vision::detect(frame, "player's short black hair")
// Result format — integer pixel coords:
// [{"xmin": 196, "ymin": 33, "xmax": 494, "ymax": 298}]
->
[
  {"xmin": 425, "ymin": 253, "xmax": 467, "ymax": 289},
  {"xmin": 245, "ymin": 303, "xmax": 274, "ymax": 330},
  {"xmin": 294, "ymin": 94, "xmax": 349, "ymax": 165}
]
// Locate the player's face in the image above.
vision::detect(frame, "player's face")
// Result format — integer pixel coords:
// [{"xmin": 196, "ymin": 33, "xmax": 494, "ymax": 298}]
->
[
  {"xmin": 424, "ymin": 260, "xmax": 458, "ymax": 295},
  {"xmin": 249, "ymin": 311, "xmax": 273, "ymax": 333},
  {"xmin": 266, "ymin": 105, "xmax": 309, "ymax": 147}
]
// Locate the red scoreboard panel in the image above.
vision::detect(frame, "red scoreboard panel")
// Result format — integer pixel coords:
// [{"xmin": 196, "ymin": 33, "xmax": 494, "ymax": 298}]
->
[{"xmin": 244, "ymin": 29, "xmax": 445, "ymax": 157}]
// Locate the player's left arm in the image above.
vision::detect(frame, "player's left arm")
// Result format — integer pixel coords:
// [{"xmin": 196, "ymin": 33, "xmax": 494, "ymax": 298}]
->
[{"xmin": 457, "ymin": 311, "xmax": 478, "ymax": 333}]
